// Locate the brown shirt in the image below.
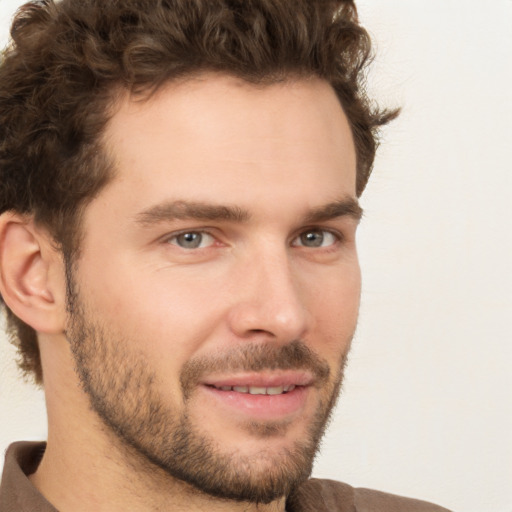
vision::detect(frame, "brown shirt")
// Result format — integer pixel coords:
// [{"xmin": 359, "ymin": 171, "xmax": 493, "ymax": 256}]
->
[{"xmin": 0, "ymin": 442, "xmax": 452, "ymax": 512}]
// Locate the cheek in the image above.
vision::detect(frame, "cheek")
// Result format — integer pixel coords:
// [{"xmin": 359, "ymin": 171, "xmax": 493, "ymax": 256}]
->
[
  {"xmin": 76, "ymin": 241, "xmax": 360, "ymax": 373},
  {"xmin": 78, "ymin": 257, "xmax": 228, "ymax": 362},
  {"xmin": 304, "ymin": 261, "xmax": 361, "ymax": 349}
]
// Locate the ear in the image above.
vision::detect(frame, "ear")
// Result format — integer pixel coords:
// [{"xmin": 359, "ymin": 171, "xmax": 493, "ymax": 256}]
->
[{"xmin": 0, "ymin": 212, "xmax": 67, "ymax": 334}]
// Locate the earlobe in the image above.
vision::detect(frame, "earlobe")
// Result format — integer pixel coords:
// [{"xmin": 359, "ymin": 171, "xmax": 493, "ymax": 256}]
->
[{"xmin": 0, "ymin": 212, "xmax": 66, "ymax": 334}]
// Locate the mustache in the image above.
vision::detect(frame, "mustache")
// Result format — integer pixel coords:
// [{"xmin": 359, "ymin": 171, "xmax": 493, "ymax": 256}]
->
[{"xmin": 180, "ymin": 340, "xmax": 331, "ymax": 398}]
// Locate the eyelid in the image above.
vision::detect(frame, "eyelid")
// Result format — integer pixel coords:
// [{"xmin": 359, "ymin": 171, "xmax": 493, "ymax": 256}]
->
[
  {"xmin": 164, "ymin": 228, "xmax": 218, "ymax": 248},
  {"xmin": 159, "ymin": 225, "xmax": 346, "ymax": 249},
  {"xmin": 290, "ymin": 227, "xmax": 344, "ymax": 248}
]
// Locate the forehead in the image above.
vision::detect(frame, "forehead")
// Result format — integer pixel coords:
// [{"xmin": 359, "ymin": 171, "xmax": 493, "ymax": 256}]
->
[{"xmin": 99, "ymin": 74, "xmax": 356, "ymax": 214}]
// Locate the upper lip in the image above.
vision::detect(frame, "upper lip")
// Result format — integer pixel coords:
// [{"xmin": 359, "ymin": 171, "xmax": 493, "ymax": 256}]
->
[{"xmin": 201, "ymin": 371, "xmax": 315, "ymax": 389}]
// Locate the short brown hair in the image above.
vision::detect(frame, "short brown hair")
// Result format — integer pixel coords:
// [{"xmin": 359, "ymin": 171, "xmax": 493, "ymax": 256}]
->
[{"xmin": 0, "ymin": 0, "xmax": 397, "ymax": 384}]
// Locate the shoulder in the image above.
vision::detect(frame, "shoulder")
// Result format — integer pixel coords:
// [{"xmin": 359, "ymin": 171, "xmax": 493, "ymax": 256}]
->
[
  {"xmin": 353, "ymin": 485, "xmax": 452, "ymax": 512},
  {"xmin": 287, "ymin": 478, "xmax": 355, "ymax": 512},
  {"xmin": 1, "ymin": 442, "xmax": 57, "ymax": 512},
  {"xmin": 287, "ymin": 478, "xmax": 453, "ymax": 512}
]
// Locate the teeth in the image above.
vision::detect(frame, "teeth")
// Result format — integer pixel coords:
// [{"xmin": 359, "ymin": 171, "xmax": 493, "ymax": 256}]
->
[
  {"xmin": 249, "ymin": 386, "xmax": 267, "ymax": 395},
  {"xmin": 214, "ymin": 385, "xmax": 296, "ymax": 395}
]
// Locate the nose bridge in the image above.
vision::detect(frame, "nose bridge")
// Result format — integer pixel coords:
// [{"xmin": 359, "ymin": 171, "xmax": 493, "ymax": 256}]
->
[{"xmin": 228, "ymin": 241, "xmax": 309, "ymax": 341}]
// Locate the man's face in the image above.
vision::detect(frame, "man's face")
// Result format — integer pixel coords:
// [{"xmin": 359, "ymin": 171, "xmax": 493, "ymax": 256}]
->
[{"xmin": 67, "ymin": 75, "xmax": 361, "ymax": 503}]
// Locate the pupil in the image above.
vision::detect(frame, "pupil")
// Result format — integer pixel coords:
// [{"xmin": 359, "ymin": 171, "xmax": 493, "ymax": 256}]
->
[
  {"xmin": 302, "ymin": 231, "xmax": 323, "ymax": 247},
  {"xmin": 179, "ymin": 232, "xmax": 201, "ymax": 248}
]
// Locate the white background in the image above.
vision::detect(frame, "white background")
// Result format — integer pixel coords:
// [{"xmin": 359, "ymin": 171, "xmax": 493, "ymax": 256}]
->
[{"xmin": 0, "ymin": 1, "xmax": 511, "ymax": 511}]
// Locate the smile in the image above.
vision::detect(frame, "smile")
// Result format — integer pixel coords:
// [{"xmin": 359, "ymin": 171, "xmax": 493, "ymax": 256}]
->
[
  {"xmin": 200, "ymin": 375, "xmax": 311, "ymax": 420},
  {"xmin": 209, "ymin": 384, "xmax": 297, "ymax": 395}
]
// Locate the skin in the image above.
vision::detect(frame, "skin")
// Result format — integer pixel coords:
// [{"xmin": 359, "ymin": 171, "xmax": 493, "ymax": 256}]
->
[{"xmin": 16, "ymin": 74, "xmax": 361, "ymax": 511}]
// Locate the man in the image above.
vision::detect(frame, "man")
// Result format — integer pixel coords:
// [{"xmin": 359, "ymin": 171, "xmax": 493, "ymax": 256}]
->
[{"xmin": 0, "ymin": 1, "xmax": 451, "ymax": 511}]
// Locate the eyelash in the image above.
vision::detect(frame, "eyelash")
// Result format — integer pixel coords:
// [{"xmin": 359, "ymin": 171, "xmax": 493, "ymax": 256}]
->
[
  {"xmin": 291, "ymin": 228, "xmax": 343, "ymax": 249},
  {"xmin": 166, "ymin": 230, "xmax": 217, "ymax": 250},
  {"xmin": 165, "ymin": 227, "xmax": 343, "ymax": 250}
]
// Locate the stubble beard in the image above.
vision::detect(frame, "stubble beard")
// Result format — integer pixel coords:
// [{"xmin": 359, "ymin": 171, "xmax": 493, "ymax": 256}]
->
[{"xmin": 66, "ymin": 272, "xmax": 350, "ymax": 504}]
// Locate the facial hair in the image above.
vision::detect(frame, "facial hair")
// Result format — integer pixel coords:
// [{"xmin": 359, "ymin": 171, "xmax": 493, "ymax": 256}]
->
[{"xmin": 66, "ymin": 271, "xmax": 350, "ymax": 504}]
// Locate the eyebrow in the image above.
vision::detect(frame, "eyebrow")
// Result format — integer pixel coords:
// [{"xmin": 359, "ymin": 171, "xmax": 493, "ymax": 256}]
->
[
  {"xmin": 136, "ymin": 200, "xmax": 250, "ymax": 226},
  {"xmin": 303, "ymin": 197, "xmax": 363, "ymax": 223},
  {"xmin": 135, "ymin": 197, "xmax": 362, "ymax": 226}
]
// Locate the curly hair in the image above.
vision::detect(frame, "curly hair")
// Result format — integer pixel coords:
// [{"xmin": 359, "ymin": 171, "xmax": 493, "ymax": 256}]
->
[{"xmin": 0, "ymin": 0, "xmax": 397, "ymax": 384}]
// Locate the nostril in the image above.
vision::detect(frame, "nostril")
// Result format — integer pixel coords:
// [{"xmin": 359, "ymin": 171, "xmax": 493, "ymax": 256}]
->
[{"xmin": 248, "ymin": 329, "xmax": 270, "ymax": 335}]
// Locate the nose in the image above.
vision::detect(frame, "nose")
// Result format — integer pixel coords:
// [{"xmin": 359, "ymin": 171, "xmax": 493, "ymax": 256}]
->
[{"xmin": 227, "ymin": 248, "xmax": 311, "ymax": 343}]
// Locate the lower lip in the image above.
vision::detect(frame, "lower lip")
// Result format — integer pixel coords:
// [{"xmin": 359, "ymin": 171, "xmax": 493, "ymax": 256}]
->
[{"xmin": 201, "ymin": 385, "xmax": 309, "ymax": 420}]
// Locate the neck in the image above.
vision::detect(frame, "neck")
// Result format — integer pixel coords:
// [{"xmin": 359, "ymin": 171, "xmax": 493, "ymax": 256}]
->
[
  {"xmin": 31, "ymin": 440, "xmax": 287, "ymax": 512},
  {"xmin": 32, "ymin": 411, "xmax": 288, "ymax": 512},
  {"xmin": 31, "ymin": 343, "xmax": 287, "ymax": 512}
]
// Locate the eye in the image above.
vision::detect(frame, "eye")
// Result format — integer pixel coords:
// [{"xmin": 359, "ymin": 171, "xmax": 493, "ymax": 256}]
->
[
  {"xmin": 168, "ymin": 231, "xmax": 215, "ymax": 249},
  {"xmin": 292, "ymin": 229, "xmax": 339, "ymax": 248}
]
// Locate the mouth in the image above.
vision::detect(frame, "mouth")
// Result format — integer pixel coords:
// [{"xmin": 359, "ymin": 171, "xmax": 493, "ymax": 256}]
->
[
  {"xmin": 207, "ymin": 384, "xmax": 297, "ymax": 395},
  {"xmin": 199, "ymin": 372, "xmax": 313, "ymax": 420}
]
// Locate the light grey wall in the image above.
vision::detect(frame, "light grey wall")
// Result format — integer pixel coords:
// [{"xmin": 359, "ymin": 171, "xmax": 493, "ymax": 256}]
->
[{"xmin": 1, "ymin": 1, "xmax": 511, "ymax": 511}]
